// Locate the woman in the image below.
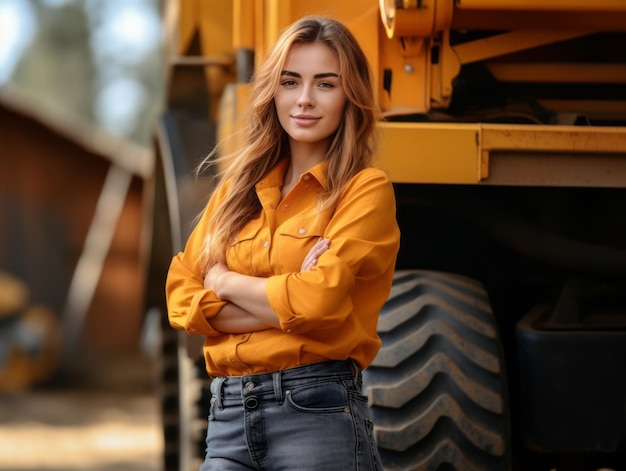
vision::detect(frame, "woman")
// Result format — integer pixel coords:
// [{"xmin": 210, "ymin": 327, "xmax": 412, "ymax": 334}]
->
[{"xmin": 166, "ymin": 16, "xmax": 400, "ymax": 470}]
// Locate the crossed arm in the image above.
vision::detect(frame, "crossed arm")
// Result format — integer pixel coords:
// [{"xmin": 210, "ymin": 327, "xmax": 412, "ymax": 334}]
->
[{"xmin": 204, "ymin": 237, "xmax": 330, "ymax": 334}]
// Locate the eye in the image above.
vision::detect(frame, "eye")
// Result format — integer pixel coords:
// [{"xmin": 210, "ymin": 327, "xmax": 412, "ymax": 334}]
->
[
  {"xmin": 319, "ymin": 82, "xmax": 334, "ymax": 89},
  {"xmin": 280, "ymin": 79, "xmax": 297, "ymax": 87}
]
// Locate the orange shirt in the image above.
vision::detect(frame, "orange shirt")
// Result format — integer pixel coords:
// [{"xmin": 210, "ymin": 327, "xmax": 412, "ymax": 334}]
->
[{"xmin": 166, "ymin": 158, "xmax": 400, "ymax": 377}]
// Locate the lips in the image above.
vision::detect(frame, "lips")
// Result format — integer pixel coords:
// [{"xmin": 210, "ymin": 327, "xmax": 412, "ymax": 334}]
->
[{"xmin": 291, "ymin": 114, "xmax": 320, "ymax": 126}]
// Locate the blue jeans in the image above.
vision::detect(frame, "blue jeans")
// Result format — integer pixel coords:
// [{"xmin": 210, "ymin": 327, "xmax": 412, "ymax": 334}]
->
[{"xmin": 200, "ymin": 360, "xmax": 382, "ymax": 470}]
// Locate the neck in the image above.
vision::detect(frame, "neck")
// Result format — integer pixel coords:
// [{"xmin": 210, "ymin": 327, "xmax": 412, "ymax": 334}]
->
[
  {"xmin": 281, "ymin": 140, "xmax": 328, "ymax": 199},
  {"xmin": 288, "ymin": 139, "xmax": 328, "ymax": 175}
]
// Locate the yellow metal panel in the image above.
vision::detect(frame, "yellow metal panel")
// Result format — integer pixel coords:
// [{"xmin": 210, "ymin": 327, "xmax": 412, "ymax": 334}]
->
[
  {"xmin": 171, "ymin": 0, "xmax": 199, "ymax": 55},
  {"xmin": 453, "ymin": 30, "xmax": 590, "ymax": 65},
  {"xmin": 197, "ymin": 3, "xmax": 236, "ymax": 121},
  {"xmin": 286, "ymin": 0, "xmax": 379, "ymax": 24},
  {"xmin": 254, "ymin": 0, "xmax": 266, "ymax": 67},
  {"xmin": 376, "ymin": 122, "xmax": 482, "ymax": 183},
  {"xmin": 198, "ymin": 2, "xmax": 233, "ymax": 57},
  {"xmin": 265, "ymin": 0, "xmax": 291, "ymax": 55},
  {"xmin": 234, "ymin": 0, "xmax": 255, "ymax": 50},
  {"xmin": 430, "ymin": 29, "xmax": 460, "ymax": 109},
  {"xmin": 379, "ymin": 37, "xmax": 431, "ymax": 114},
  {"xmin": 375, "ymin": 122, "xmax": 626, "ymax": 186},
  {"xmin": 480, "ymin": 124, "xmax": 626, "ymax": 153},
  {"xmin": 456, "ymin": 0, "xmax": 626, "ymax": 11},
  {"xmin": 381, "ymin": 0, "xmax": 454, "ymax": 38}
]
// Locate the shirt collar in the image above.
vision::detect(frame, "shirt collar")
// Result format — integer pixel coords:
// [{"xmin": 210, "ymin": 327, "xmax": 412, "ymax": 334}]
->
[
  {"xmin": 255, "ymin": 158, "xmax": 328, "ymax": 191},
  {"xmin": 255, "ymin": 158, "xmax": 288, "ymax": 191},
  {"xmin": 307, "ymin": 160, "xmax": 329, "ymax": 191}
]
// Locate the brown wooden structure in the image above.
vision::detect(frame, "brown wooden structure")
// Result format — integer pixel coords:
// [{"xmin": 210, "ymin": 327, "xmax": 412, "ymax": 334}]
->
[{"xmin": 0, "ymin": 87, "xmax": 153, "ymax": 371}]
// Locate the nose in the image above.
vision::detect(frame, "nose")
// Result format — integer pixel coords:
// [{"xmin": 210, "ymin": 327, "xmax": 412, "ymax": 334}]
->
[{"xmin": 297, "ymin": 85, "xmax": 315, "ymax": 108}]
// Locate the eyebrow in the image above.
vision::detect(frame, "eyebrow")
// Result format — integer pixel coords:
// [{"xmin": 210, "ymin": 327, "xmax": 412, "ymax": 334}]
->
[{"xmin": 281, "ymin": 70, "xmax": 340, "ymax": 79}]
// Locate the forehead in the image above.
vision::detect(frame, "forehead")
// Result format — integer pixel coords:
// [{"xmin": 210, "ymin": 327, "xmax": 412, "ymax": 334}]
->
[{"xmin": 283, "ymin": 42, "xmax": 340, "ymax": 74}]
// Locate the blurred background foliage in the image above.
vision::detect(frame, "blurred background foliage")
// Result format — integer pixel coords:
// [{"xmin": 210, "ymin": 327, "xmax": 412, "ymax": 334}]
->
[{"xmin": 0, "ymin": 0, "xmax": 164, "ymax": 147}]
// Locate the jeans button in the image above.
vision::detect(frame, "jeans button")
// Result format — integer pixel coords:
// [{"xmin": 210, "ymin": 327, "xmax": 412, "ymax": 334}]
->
[{"xmin": 244, "ymin": 396, "xmax": 259, "ymax": 409}]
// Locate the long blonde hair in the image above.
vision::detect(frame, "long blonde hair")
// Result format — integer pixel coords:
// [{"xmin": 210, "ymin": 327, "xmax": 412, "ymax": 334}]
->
[{"xmin": 201, "ymin": 16, "xmax": 379, "ymax": 267}]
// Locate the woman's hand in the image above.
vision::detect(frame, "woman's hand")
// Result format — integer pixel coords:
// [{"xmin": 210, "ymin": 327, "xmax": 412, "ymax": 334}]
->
[
  {"xmin": 205, "ymin": 262, "xmax": 280, "ymax": 328},
  {"xmin": 301, "ymin": 238, "xmax": 330, "ymax": 272},
  {"xmin": 204, "ymin": 262, "xmax": 229, "ymax": 294},
  {"xmin": 204, "ymin": 263, "xmax": 276, "ymax": 333}
]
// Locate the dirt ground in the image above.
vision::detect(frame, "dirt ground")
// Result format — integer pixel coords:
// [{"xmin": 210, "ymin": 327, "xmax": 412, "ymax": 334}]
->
[{"xmin": 0, "ymin": 354, "xmax": 163, "ymax": 471}]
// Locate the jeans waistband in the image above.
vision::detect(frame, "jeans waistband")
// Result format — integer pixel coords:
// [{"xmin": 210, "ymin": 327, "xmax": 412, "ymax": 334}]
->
[{"xmin": 210, "ymin": 360, "xmax": 361, "ymax": 409}]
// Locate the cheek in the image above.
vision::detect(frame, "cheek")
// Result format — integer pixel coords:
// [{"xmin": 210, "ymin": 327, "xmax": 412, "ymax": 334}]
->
[
  {"xmin": 328, "ymin": 102, "xmax": 347, "ymax": 129},
  {"xmin": 274, "ymin": 98, "xmax": 290, "ymax": 126},
  {"xmin": 273, "ymin": 96, "xmax": 285, "ymax": 114}
]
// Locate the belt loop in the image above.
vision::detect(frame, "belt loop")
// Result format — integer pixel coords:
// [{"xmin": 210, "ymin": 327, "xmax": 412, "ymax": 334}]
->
[
  {"xmin": 213, "ymin": 377, "xmax": 226, "ymax": 409},
  {"xmin": 350, "ymin": 359, "xmax": 362, "ymax": 391},
  {"xmin": 273, "ymin": 371, "xmax": 284, "ymax": 403}
]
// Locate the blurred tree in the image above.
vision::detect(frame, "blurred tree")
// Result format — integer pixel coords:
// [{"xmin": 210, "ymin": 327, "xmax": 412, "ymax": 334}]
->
[
  {"xmin": 8, "ymin": 0, "xmax": 163, "ymax": 147},
  {"xmin": 12, "ymin": 1, "xmax": 96, "ymax": 127}
]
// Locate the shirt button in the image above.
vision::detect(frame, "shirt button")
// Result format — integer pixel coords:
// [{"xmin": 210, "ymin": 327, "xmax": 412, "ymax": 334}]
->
[
  {"xmin": 188, "ymin": 327, "xmax": 197, "ymax": 333},
  {"xmin": 298, "ymin": 228, "xmax": 306, "ymax": 234},
  {"xmin": 284, "ymin": 203, "xmax": 290, "ymax": 208},
  {"xmin": 263, "ymin": 240, "xmax": 270, "ymax": 248},
  {"xmin": 303, "ymin": 175, "xmax": 310, "ymax": 181}
]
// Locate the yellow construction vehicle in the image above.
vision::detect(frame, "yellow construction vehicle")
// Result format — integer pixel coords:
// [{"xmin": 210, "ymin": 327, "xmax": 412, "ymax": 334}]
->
[{"xmin": 145, "ymin": 1, "xmax": 626, "ymax": 469}]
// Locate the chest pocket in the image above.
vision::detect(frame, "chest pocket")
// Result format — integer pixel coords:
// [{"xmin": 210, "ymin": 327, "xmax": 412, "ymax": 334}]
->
[
  {"xmin": 227, "ymin": 216, "xmax": 265, "ymax": 275},
  {"xmin": 276, "ymin": 214, "xmax": 328, "ymax": 273}
]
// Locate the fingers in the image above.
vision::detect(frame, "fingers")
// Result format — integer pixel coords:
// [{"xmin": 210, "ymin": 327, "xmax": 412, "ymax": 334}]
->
[
  {"xmin": 301, "ymin": 238, "xmax": 330, "ymax": 272},
  {"xmin": 204, "ymin": 263, "xmax": 229, "ymax": 290},
  {"xmin": 312, "ymin": 237, "xmax": 330, "ymax": 258}
]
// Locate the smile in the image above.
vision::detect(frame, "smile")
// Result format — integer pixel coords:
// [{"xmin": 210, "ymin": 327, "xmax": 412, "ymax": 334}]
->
[{"xmin": 291, "ymin": 115, "xmax": 321, "ymax": 126}]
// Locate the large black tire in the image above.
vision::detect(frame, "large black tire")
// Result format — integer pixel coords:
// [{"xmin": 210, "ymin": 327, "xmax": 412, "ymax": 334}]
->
[{"xmin": 363, "ymin": 270, "xmax": 510, "ymax": 470}]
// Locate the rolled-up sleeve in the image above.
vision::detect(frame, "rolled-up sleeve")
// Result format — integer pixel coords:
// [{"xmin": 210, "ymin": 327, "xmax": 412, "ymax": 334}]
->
[
  {"xmin": 165, "ymin": 183, "xmax": 230, "ymax": 337},
  {"xmin": 266, "ymin": 168, "xmax": 400, "ymax": 333}
]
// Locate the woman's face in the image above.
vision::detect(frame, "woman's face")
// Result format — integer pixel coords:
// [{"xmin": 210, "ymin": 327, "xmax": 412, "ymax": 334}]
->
[{"xmin": 274, "ymin": 42, "xmax": 346, "ymax": 152}]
